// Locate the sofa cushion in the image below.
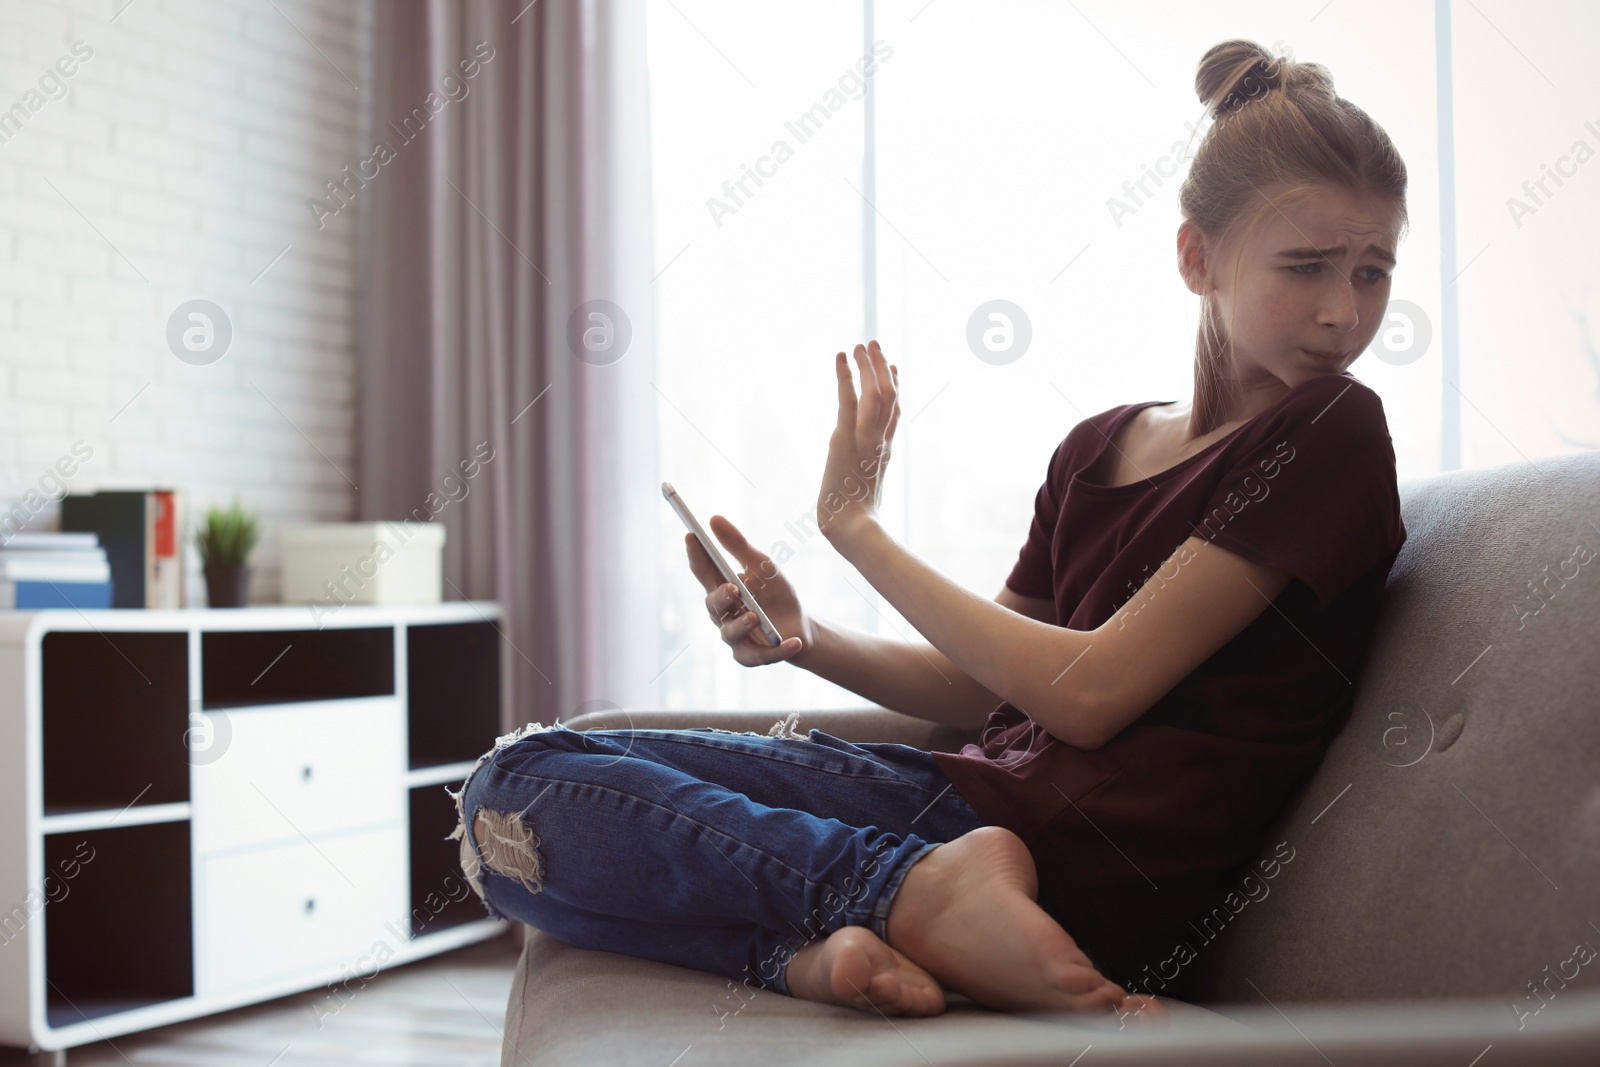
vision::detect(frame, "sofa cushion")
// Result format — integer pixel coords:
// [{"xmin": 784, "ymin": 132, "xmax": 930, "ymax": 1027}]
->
[
  {"xmin": 501, "ymin": 930, "xmax": 1600, "ymax": 1067},
  {"xmin": 499, "ymin": 926, "xmax": 1249, "ymax": 1067},
  {"xmin": 1187, "ymin": 450, "xmax": 1600, "ymax": 1009},
  {"xmin": 810, "ymin": 987, "xmax": 1600, "ymax": 1066}
]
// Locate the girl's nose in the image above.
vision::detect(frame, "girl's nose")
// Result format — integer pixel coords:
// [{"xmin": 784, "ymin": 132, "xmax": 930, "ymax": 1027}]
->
[{"xmin": 1318, "ymin": 277, "xmax": 1360, "ymax": 332}]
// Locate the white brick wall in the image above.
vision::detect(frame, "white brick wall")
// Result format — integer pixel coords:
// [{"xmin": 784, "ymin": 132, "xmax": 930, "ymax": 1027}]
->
[{"xmin": 0, "ymin": 0, "xmax": 372, "ymax": 604}]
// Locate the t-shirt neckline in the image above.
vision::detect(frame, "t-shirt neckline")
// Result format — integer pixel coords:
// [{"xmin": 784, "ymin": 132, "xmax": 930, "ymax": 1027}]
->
[{"xmin": 1073, "ymin": 376, "xmax": 1346, "ymax": 494}]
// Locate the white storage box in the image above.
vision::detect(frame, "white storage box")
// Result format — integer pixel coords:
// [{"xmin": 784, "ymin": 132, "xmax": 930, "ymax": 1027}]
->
[{"xmin": 280, "ymin": 521, "xmax": 446, "ymax": 606}]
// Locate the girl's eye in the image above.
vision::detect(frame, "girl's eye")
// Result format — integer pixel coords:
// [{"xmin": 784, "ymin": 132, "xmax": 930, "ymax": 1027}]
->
[{"xmin": 1289, "ymin": 262, "xmax": 1392, "ymax": 282}]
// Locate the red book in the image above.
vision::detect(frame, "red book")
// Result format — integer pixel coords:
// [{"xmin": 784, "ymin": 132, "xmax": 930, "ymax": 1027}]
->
[{"xmin": 149, "ymin": 490, "xmax": 183, "ymax": 609}]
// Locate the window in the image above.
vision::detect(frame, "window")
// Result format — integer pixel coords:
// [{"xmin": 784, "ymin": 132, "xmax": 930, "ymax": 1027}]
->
[
  {"xmin": 1451, "ymin": 0, "xmax": 1600, "ymax": 463},
  {"xmin": 646, "ymin": 0, "xmax": 1597, "ymax": 712}
]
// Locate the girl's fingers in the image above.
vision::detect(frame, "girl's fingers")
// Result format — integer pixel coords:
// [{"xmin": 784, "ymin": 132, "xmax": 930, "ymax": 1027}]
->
[
  {"xmin": 867, "ymin": 340, "xmax": 892, "ymax": 398},
  {"xmin": 705, "ymin": 581, "xmax": 744, "ymax": 623},
  {"xmin": 750, "ymin": 636, "xmax": 802, "ymax": 664},
  {"xmin": 853, "ymin": 343, "xmax": 879, "ymax": 433},
  {"xmin": 721, "ymin": 610, "xmax": 758, "ymax": 644},
  {"xmin": 688, "ymin": 536, "xmax": 734, "ymax": 600},
  {"xmin": 885, "ymin": 363, "xmax": 900, "ymax": 441},
  {"xmin": 731, "ymin": 631, "xmax": 801, "ymax": 665},
  {"xmin": 834, "ymin": 342, "xmax": 897, "ymax": 432},
  {"xmin": 834, "ymin": 351, "xmax": 857, "ymax": 430},
  {"xmin": 859, "ymin": 342, "xmax": 896, "ymax": 441},
  {"xmin": 730, "ymin": 612, "xmax": 787, "ymax": 658},
  {"xmin": 714, "ymin": 522, "xmax": 775, "ymax": 593},
  {"xmin": 718, "ymin": 584, "xmax": 748, "ymax": 618}
]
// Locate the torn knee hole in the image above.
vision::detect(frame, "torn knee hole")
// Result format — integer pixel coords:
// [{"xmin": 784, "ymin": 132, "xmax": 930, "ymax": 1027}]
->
[
  {"xmin": 768, "ymin": 711, "xmax": 809, "ymax": 741},
  {"xmin": 472, "ymin": 809, "xmax": 547, "ymax": 895}
]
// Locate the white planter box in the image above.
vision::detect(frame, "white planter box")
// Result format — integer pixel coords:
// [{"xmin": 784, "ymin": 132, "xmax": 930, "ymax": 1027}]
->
[{"xmin": 281, "ymin": 522, "xmax": 446, "ymax": 606}]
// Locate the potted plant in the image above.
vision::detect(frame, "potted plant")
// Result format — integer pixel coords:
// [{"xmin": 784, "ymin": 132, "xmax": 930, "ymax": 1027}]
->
[{"xmin": 197, "ymin": 498, "xmax": 260, "ymax": 609}]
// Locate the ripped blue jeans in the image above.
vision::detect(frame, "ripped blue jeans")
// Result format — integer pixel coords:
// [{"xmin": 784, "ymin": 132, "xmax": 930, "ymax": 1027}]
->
[{"xmin": 450, "ymin": 716, "xmax": 988, "ymax": 996}]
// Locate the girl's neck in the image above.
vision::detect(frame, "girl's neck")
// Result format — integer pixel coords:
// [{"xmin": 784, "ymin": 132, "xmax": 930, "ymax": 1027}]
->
[{"xmin": 1181, "ymin": 373, "xmax": 1295, "ymax": 443}]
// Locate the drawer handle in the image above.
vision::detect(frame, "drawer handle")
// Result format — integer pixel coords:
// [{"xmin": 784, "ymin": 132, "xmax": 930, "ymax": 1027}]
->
[
  {"xmin": 305, "ymin": 897, "xmax": 316, "ymax": 916},
  {"xmin": 302, "ymin": 765, "xmax": 313, "ymax": 782}
]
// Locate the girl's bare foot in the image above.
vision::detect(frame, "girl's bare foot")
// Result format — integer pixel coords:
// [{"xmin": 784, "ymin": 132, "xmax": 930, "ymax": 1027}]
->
[
  {"xmin": 884, "ymin": 825, "xmax": 1126, "ymax": 1015},
  {"xmin": 1116, "ymin": 992, "xmax": 1170, "ymax": 1028},
  {"xmin": 784, "ymin": 926, "xmax": 945, "ymax": 1016}
]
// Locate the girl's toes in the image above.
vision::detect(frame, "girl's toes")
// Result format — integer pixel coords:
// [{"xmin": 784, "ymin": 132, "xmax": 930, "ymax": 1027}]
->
[
  {"xmin": 857, "ymin": 971, "xmax": 897, "ymax": 1008},
  {"xmin": 1050, "ymin": 962, "xmax": 1108, "ymax": 995},
  {"xmin": 1118, "ymin": 993, "xmax": 1169, "ymax": 1027}
]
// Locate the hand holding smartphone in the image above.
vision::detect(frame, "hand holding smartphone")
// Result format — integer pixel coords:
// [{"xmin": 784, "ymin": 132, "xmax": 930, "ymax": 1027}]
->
[{"xmin": 663, "ymin": 481, "xmax": 783, "ymax": 647}]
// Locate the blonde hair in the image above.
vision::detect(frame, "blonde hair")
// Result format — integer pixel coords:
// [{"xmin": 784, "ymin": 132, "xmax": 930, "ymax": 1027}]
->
[{"xmin": 1178, "ymin": 39, "xmax": 1409, "ymax": 433}]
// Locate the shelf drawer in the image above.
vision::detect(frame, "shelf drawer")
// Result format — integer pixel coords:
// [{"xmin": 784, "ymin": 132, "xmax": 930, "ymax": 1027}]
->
[
  {"xmin": 197, "ymin": 825, "xmax": 406, "ymax": 996},
  {"xmin": 192, "ymin": 697, "xmax": 403, "ymax": 854}
]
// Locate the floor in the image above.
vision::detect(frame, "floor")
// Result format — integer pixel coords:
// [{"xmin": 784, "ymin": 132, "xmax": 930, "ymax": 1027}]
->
[{"xmin": 3, "ymin": 934, "xmax": 522, "ymax": 1067}]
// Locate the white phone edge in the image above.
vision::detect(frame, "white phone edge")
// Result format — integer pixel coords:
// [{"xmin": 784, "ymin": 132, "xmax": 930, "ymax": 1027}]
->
[{"xmin": 662, "ymin": 481, "xmax": 783, "ymax": 647}]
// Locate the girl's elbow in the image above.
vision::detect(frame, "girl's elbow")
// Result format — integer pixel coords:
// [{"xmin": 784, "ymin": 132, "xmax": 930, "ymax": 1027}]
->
[
  {"xmin": 1040, "ymin": 720, "xmax": 1112, "ymax": 751},
  {"xmin": 1028, "ymin": 687, "xmax": 1116, "ymax": 750},
  {"xmin": 1061, "ymin": 721, "xmax": 1115, "ymax": 751}
]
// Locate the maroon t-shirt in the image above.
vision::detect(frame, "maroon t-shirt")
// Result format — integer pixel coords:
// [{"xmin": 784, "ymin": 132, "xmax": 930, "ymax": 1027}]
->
[{"xmin": 931, "ymin": 371, "xmax": 1405, "ymax": 990}]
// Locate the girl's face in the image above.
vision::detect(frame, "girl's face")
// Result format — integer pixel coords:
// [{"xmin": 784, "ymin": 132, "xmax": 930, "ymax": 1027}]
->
[{"xmin": 1184, "ymin": 183, "xmax": 1402, "ymax": 391}]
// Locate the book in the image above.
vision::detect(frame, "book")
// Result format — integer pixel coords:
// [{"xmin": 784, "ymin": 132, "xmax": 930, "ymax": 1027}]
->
[
  {"xmin": 0, "ymin": 556, "xmax": 111, "ymax": 582},
  {"xmin": 59, "ymin": 490, "xmax": 184, "ymax": 609},
  {"xmin": 0, "ymin": 532, "xmax": 100, "ymax": 551},
  {"xmin": 0, "ymin": 533, "xmax": 113, "ymax": 610},
  {"xmin": 0, "ymin": 579, "xmax": 114, "ymax": 610},
  {"xmin": 0, "ymin": 549, "xmax": 108, "ymax": 566},
  {"xmin": 151, "ymin": 489, "xmax": 181, "ymax": 610}
]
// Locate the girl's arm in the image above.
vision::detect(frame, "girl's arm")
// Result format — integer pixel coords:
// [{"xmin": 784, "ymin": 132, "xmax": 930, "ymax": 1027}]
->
[
  {"xmin": 791, "ymin": 587, "xmax": 1059, "ymax": 731},
  {"xmin": 830, "ymin": 524, "xmax": 1293, "ymax": 749},
  {"xmin": 817, "ymin": 341, "xmax": 1294, "ymax": 750}
]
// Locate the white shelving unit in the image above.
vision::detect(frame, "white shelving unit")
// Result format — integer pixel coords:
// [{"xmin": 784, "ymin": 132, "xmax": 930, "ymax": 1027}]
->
[{"xmin": 0, "ymin": 602, "xmax": 511, "ymax": 1055}]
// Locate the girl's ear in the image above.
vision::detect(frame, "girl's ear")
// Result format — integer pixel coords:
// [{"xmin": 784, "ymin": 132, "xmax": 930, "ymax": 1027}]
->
[{"xmin": 1175, "ymin": 220, "xmax": 1212, "ymax": 296}]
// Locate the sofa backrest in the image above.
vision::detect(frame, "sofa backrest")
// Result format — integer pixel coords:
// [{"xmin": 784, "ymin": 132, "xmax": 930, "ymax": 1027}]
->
[{"xmin": 1187, "ymin": 449, "xmax": 1600, "ymax": 1014}]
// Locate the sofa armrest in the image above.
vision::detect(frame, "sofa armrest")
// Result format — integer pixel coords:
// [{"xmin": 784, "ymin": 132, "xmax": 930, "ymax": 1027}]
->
[{"xmin": 561, "ymin": 705, "xmax": 980, "ymax": 753}]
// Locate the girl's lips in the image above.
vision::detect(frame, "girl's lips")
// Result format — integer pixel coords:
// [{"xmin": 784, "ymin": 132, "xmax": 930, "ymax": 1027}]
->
[{"xmin": 1303, "ymin": 348, "xmax": 1346, "ymax": 362}]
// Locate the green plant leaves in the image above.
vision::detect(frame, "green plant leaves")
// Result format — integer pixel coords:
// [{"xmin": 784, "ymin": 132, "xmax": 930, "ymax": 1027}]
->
[{"xmin": 196, "ymin": 498, "xmax": 260, "ymax": 566}]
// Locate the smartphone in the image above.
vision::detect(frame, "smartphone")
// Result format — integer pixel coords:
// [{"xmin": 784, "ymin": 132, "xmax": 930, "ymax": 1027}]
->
[{"xmin": 662, "ymin": 481, "xmax": 783, "ymax": 647}]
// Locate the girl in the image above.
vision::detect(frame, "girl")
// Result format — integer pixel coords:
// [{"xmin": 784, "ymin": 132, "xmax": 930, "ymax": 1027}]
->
[{"xmin": 454, "ymin": 37, "xmax": 1408, "ymax": 1021}]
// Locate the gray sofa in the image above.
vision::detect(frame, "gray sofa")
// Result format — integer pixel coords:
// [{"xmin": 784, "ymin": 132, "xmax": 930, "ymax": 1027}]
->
[{"xmin": 499, "ymin": 450, "xmax": 1600, "ymax": 1066}]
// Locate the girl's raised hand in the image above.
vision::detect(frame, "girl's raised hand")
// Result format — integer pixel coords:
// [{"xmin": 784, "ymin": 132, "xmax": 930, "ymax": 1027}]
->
[{"xmin": 817, "ymin": 340, "xmax": 900, "ymax": 545}]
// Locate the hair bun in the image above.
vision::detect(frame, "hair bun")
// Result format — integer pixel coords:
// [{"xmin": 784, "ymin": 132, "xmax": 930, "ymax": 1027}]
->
[{"xmin": 1195, "ymin": 39, "xmax": 1287, "ymax": 119}]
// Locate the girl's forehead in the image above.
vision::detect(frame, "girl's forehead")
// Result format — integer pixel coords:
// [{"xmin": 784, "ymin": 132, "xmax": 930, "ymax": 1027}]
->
[{"xmin": 1252, "ymin": 190, "xmax": 1402, "ymax": 248}]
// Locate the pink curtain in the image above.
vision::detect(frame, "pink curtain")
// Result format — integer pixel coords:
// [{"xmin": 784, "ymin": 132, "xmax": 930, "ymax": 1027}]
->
[{"xmin": 357, "ymin": 0, "xmax": 662, "ymax": 729}]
